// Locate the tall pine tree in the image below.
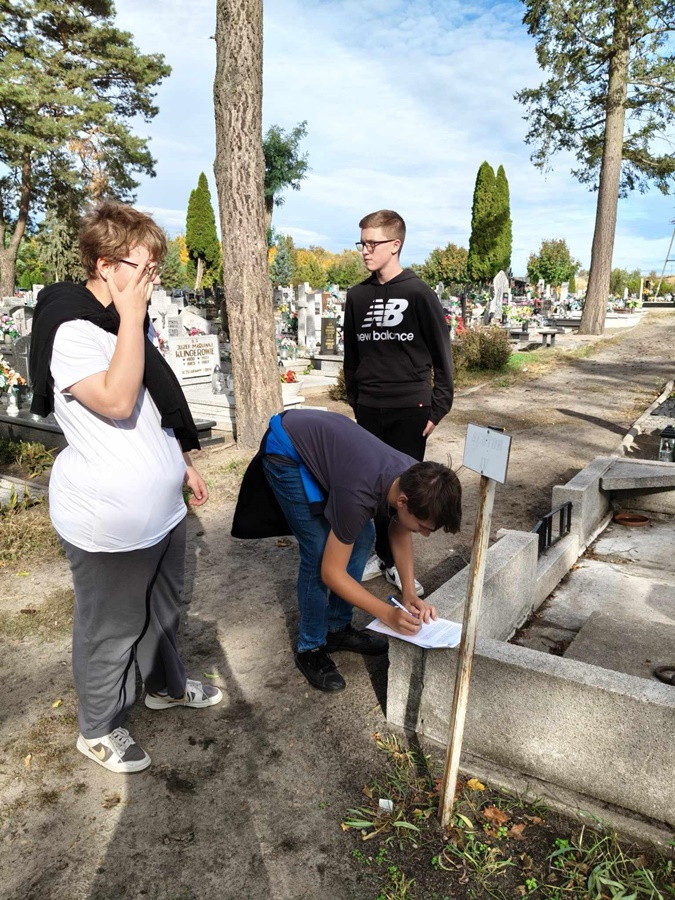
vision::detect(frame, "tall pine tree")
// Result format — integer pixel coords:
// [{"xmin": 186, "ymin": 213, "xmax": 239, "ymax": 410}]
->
[
  {"xmin": 186, "ymin": 173, "xmax": 221, "ymax": 290},
  {"xmin": 467, "ymin": 162, "xmax": 498, "ymax": 283},
  {"xmin": 494, "ymin": 166, "xmax": 512, "ymax": 274}
]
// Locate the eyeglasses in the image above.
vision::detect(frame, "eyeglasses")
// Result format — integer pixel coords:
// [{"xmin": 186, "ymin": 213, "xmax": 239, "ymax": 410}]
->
[
  {"xmin": 118, "ymin": 258, "xmax": 165, "ymax": 279},
  {"xmin": 355, "ymin": 240, "xmax": 397, "ymax": 253}
]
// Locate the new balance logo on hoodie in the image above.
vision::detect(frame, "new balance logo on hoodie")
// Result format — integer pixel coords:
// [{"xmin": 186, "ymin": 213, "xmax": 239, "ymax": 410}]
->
[{"xmin": 358, "ymin": 298, "xmax": 414, "ymax": 341}]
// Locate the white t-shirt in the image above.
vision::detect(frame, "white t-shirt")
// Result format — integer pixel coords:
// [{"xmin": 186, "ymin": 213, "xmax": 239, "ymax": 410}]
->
[{"xmin": 48, "ymin": 320, "xmax": 187, "ymax": 552}]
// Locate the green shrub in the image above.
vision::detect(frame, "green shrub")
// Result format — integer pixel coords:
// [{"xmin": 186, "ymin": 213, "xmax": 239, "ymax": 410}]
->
[
  {"xmin": 478, "ymin": 326, "xmax": 511, "ymax": 370},
  {"xmin": 452, "ymin": 327, "xmax": 481, "ymax": 374},
  {"xmin": 0, "ymin": 439, "xmax": 55, "ymax": 477}
]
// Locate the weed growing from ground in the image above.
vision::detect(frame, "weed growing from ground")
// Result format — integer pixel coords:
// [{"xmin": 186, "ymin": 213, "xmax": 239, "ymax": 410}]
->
[{"xmin": 342, "ymin": 733, "xmax": 675, "ymax": 900}]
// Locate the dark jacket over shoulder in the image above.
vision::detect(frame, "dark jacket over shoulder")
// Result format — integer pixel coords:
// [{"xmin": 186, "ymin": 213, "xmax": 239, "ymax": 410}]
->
[{"xmin": 342, "ymin": 269, "xmax": 454, "ymax": 425}]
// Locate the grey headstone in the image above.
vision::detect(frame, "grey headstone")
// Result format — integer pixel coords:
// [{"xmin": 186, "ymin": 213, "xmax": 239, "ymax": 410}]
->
[
  {"xmin": 559, "ymin": 282, "xmax": 569, "ymax": 306},
  {"xmin": 166, "ymin": 316, "xmax": 183, "ymax": 338},
  {"xmin": 492, "ymin": 271, "xmax": 510, "ymax": 320},
  {"xmin": 12, "ymin": 334, "xmax": 31, "ymax": 385}
]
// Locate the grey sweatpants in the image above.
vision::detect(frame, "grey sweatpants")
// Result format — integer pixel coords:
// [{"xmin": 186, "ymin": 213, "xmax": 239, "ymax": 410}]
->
[{"xmin": 60, "ymin": 517, "xmax": 188, "ymax": 739}]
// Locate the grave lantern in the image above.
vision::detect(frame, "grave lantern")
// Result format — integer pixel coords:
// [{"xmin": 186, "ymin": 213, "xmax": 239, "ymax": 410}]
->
[{"xmin": 658, "ymin": 425, "xmax": 675, "ymax": 462}]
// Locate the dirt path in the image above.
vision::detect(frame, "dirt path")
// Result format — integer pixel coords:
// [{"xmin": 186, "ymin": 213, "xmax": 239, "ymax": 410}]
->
[{"xmin": 1, "ymin": 310, "xmax": 673, "ymax": 900}]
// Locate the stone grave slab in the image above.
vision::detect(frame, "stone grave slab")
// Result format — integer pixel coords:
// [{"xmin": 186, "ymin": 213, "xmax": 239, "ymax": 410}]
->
[
  {"xmin": 564, "ymin": 611, "xmax": 675, "ymax": 680},
  {"xmin": 165, "ymin": 334, "xmax": 218, "ymax": 384},
  {"xmin": 601, "ymin": 460, "xmax": 675, "ymax": 490}
]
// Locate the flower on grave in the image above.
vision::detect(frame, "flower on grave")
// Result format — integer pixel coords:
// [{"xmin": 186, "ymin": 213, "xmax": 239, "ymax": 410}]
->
[
  {"xmin": 0, "ymin": 315, "xmax": 19, "ymax": 339},
  {"xmin": 278, "ymin": 336, "xmax": 297, "ymax": 349},
  {"xmin": 280, "ymin": 369, "xmax": 298, "ymax": 383},
  {"xmin": 188, "ymin": 326, "xmax": 205, "ymax": 336},
  {"xmin": 0, "ymin": 354, "xmax": 26, "ymax": 391}
]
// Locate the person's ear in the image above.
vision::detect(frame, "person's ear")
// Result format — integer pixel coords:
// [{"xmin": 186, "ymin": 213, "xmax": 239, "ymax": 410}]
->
[
  {"xmin": 96, "ymin": 258, "xmax": 114, "ymax": 282},
  {"xmin": 396, "ymin": 493, "xmax": 408, "ymax": 510}
]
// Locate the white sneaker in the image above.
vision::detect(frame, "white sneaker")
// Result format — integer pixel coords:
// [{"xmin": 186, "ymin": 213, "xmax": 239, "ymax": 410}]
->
[
  {"xmin": 77, "ymin": 727, "xmax": 151, "ymax": 774},
  {"xmin": 361, "ymin": 554, "xmax": 384, "ymax": 582},
  {"xmin": 385, "ymin": 565, "xmax": 424, "ymax": 598},
  {"xmin": 145, "ymin": 678, "xmax": 223, "ymax": 710}
]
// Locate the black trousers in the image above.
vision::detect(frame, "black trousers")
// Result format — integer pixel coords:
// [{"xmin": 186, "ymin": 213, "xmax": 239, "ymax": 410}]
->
[{"xmin": 356, "ymin": 404, "xmax": 430, "ymax": 568}]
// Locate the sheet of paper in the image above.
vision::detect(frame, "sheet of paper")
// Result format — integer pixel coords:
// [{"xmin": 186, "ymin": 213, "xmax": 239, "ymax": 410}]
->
[{"xmin": 367, "ymin": 616, "xmax": 462, "ymax": 649}]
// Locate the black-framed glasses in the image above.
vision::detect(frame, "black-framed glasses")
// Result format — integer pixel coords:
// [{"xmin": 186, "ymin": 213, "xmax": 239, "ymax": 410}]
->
[
  {"xmin": 355, "ymin": 239, "xmax": 397, "ymax": 253},
  {"xmin": 119, "ymin": 258, "xmax": 164, "ymax": 279}
]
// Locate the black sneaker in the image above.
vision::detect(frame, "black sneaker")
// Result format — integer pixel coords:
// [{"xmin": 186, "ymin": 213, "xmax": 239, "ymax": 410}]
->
[
  {"xmin": 295, "ymin": 647, "xmax": 346, "ymax": 692},
  {"xmin": 325, "ymin": 624, "xmax": 388, "ymax": 656}
]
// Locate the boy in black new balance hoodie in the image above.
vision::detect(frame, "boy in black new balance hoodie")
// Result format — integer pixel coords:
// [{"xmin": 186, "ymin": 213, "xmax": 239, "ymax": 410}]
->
[{"xmin": 343, "ymin": 209, "xmax": 454, "ymax": 597}]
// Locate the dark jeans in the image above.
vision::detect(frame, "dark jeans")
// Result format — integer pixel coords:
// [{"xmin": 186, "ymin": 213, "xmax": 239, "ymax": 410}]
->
[
  {"xmin": 356, "ymin": 404, "xmax": 430, "ymax": 568},
  {"xmin": 262, "ymin": 456, "xmax": 374, "ymax": 652}
]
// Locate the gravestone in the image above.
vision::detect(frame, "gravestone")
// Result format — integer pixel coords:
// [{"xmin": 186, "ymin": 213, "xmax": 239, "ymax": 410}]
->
[
  {"xmin": 492, "ymin": 271, "xmax": 510, "ymax": 321},
  {"xmin": 165, "ymin": 334, "xmax": 219, "ymax": 385},
  {"xmin": 559, "ymin": 282, "xmax": 569, "ymax": 307},
  {"xmin": 12, "ymin": 334, "xmax": 31, "ymax": 385},
  {"xmin": 11, "ymin": 306, "xmax": 33, "ymax": 336},
  {"xmin": 320, "ymin": 318, "xmax": 338, "ymax": 355},
  {"xmin": 181, "ymin": 308, "xmax": 211, "ymax": 335},
  {"xmin": 435, "ymin": 282, "xmax": 445, "ymax": 301},
  {"xmin": 305, "ymin": 291, "xmax": 317, "ymax": 353},
  {"xmin": 166, "ymin": 316, "xmax": 183, "ymax": 338},
  {"xmin": 32, "ymin": 284, "xmax": 45, "ymax": 301},
  {"xmin": 296, "ymin": 285, "xmax": 308, "ymax": 349}
]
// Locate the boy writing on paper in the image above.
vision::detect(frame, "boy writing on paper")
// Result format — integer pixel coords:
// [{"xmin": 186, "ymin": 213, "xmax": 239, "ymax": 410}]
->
[{"xmin": 232, "ymin": 410, "xmax": 462, "ymax": 692}]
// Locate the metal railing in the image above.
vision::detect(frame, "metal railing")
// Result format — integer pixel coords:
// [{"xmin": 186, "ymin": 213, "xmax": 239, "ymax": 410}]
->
[{"xmin": 531, "ymin": 501, "xmax": 572, "ymax": 555}]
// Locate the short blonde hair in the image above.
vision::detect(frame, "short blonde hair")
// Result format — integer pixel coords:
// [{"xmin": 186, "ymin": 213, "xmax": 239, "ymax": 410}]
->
[
  {"xmin": 359, "ymin": 209, "xmax": 406, "ymax": 250},
  {"xmin": 79, "ymin": 202, "xmax": 167, "ymax": 278}
]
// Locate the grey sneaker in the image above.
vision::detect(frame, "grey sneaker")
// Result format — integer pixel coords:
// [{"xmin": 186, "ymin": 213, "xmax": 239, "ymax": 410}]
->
[
  {"xmin": 361, "ymin": 554, "xmax": 384, "ymax": 582},
  {"xmin": 145, "ymin": 678, "xmax": 223, "ymax": 710},
  {"xmin": 385, "ymin": 565, "xmax": 424, "ymax": 597},
  {"xmin": 77, "ymin": 727, "xmax": 151, "ymax": 774}
]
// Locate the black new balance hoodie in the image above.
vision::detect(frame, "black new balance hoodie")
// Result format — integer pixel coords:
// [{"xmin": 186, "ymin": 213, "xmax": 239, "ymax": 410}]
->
[{"xmin": 343, "ymin": 269, "xmax": 454, "ymax": 425}]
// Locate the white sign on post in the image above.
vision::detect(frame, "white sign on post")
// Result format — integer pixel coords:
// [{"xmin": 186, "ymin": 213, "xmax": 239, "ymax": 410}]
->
[{"xmin": 462, "ymin": 424, "xmax": 512, "ymax": 484}]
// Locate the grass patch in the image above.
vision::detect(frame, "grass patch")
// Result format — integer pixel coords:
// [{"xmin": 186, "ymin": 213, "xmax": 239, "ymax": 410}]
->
[
  {"xmin": 0, "ymin": 587, "xmax": 74, "ymax": 642},
  {"xmin": 0, "ymin": 439, "xmax": 55, "ymax": 478},
  {"xmin": 342, "ymin": 733, "xmax": 675, "ymax": 900},
  {"xmin": 0, "ymin": 498, "xmax": 62, "ymax": 569}
]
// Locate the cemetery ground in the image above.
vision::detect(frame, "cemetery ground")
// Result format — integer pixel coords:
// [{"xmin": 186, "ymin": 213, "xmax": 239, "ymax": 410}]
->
[{"xmin": 1, "ymin": 310, "xmax": 675, "ymax": 900}]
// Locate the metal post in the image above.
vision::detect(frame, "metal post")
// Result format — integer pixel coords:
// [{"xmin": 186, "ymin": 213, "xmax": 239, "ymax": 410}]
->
[
  {"xmin": 439, "ymin": 475, "xmax": 497, "ymax": 827},
  {"xmin": 654, "ymin": 223, "xmax": 675, "ymax": 300}
]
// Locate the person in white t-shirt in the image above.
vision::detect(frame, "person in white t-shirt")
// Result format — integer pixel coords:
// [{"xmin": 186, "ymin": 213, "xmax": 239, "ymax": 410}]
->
[{"xmin": 29, "ymin": 203, "xmax": 223, "ymax": 775}]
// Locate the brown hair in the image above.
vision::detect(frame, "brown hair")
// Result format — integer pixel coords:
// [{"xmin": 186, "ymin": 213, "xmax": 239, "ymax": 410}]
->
[
  {"xmin": 358, "ymin": 209, "xmax": 406, "ymax": 251},
  {"xmin": 79, "ymin": 201, "xmax": 167, "ymax": 278},
  {"xmin": 399, "ymin": 461, "xmax": 462, "ymax": 534}
]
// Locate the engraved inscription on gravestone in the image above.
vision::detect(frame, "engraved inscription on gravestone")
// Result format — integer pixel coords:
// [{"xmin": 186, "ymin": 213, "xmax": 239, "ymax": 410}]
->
[
  {"xmin": 165, "ymin": 334, "xmax": 218, "ymax": 384},
  {"xmin": 320, "ymin": 318, "xmax": 338, "ymax": 355},
  {"xmin": 12, "ymin": 334, "xmax": 31, "ymax": 385},
  {"xmin": 166, "ymin": 316, "xmax": 183, "ymax": 338}
]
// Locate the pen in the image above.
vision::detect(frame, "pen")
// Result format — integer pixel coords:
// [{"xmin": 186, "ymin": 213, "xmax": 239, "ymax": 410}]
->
[{"xmin": 388, "ymin": 595, "xmax": 419, "ymax": 617}]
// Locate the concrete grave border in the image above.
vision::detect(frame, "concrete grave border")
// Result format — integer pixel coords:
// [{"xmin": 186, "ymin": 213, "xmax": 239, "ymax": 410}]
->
[{"xmin": 386, "ymin": 454, "xmax": 675, "ymax": 832}]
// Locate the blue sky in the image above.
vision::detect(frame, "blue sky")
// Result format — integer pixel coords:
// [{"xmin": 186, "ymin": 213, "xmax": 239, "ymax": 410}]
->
[{"xmin": 114, "ymin": 0, "xmax": 675, "ymax": 277}]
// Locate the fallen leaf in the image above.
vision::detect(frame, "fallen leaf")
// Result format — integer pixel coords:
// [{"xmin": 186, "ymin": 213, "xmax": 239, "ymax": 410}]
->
[
  {"xmin": 17, "ymin": 571, "xmax": 31, "ymax": 577},
  {"xmin": 520, "ymin": 853, "xmax": 533, "ymax": 870},
  {"xmin": 362, "ymin": 784, "xmax": 373, "ymax": 799},
  {"xmin": 20, "ymin": 608, "xmax": 37, "ymax": 615},
  {"xmin": 101, "ymin": 792, "xmax": 121, "ymax": 809},
  {"xmin": 339, "ymin": 822, "xmax": 350, "ymax": 832},
  {"xmin": 24, "ymin": 753, "xmax": 32, "ymax": 769},
  {"xmin": 507, "ymin": 823, "xmax": 526, "ymax": 840},
  {"xmin": 467, "ymin": 778, "xmax": 485, "ymax": 792},
  {"xmin": 482, "ymin": 806, "xmax": 510, "ymax": 827},
  {"xmin": 524, "ymin": 815, "xmax": 543, "ymax": 825},
  {"xmin": 52, "ymin": 699, "xmax": 62, "ymax": 708},
  {"xmin": 275, "ymin": 538, "xmax": 292, "ymax": 548},
  {"xmin": 517, "ymin": 886, "xmax": 527, "ymax": 897},
  {"xmin": 203, "ymin": 672, "xmax": 219, "ymax": 679}
]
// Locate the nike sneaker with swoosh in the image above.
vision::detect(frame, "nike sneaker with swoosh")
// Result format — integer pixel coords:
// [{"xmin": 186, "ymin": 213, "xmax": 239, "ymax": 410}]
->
[
  {"xmin": 77, "ymin": 727, "xmax": 151, "ymax": 773},
  {"xmin": 145, "ymin": 678, "xmax": 223, "ymax": 710}
]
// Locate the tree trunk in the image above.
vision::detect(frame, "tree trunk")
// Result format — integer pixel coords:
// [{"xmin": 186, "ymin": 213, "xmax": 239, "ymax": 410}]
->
[
  {"xmin": 265, "ymin": 197, "xmax": 273, "ymax": 236},
  {"xmin": 0, "ymin": 245, "xmax": 19, "ymax": 298},
  {"xmin": 579, "ymin": 0, "xmax": 632, "ymax": 335},
  {"xmin": 194, "ymin": 256, "xmax": 204, "ymax": 291},
  {"xmin": 213, "ymin": 0, "xmax": 282, "ymax": 448}
]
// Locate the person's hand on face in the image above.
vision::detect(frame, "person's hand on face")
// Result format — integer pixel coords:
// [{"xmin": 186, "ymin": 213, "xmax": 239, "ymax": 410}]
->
[{"xmin": 106, "ymin": 248, "xmax": 155, "ymax": 323}]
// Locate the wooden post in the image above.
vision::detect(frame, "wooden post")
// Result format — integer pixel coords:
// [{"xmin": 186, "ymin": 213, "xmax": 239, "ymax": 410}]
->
[{"xmin": 439, "ymin": 474, "xmax": 497, "ymax": 827}]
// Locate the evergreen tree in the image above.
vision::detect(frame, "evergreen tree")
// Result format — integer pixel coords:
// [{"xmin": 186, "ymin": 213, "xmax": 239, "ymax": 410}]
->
[
  {"xmin": 494, "ymin": 166, "xmax": 512, "ymax": 274},
  {"xmin": 516, "ymin": 0, "xmax": 675, "ymax": 333},
  {"xmin": 467, "ymin": 162, "xmax": 498, "ymax": 283},
  {"xmin": 263, "ymin": 121, "xmax": 310, "ymax": 232},
  {"xmin": 269, "ymin": 239, "xmax": 293, "ymax": 287},
  {"xmin": 0, "ymin": 1, "xmax": 170, "ymax": 295},
  {"xmin": 185, "ymin": 173, "xmax": 221, "ymax": 290},
  {"xmin": 36, "ymin": 207, "xmax": 84, "ymax": 284},
  {"xmin": 161, "ymin": 236, "xmax": 189, "ymax": 290}
]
